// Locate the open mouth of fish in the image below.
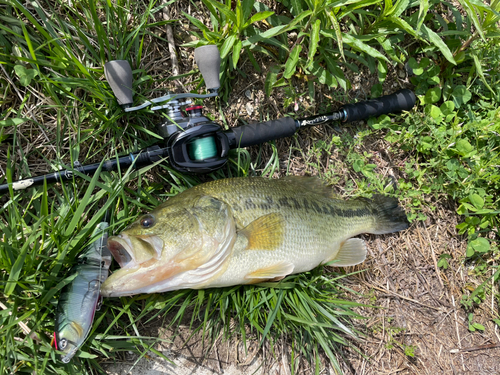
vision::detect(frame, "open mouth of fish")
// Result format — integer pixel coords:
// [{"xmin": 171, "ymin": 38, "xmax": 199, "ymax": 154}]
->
[
  {"xmin": 107, "ymin": 235, "xmax": 134, "ymax": 268},
  {"xmin": 107, "ymin": 234, "xmax": 163, "ymax": 269}
]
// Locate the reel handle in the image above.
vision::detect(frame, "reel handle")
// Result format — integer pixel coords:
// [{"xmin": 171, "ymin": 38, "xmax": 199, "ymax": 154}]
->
[
  {"xmin": 194, "ymin": 45, "xmax": 221, "ymax": 92},
  {"xmin": 104, "ymin": 60, "xmax": 134, "ymax": 108}
]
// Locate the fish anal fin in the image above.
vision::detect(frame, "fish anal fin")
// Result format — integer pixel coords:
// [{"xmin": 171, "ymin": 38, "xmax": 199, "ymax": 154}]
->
[
  {"xmin": 240, "ymin": 213, "xmax": 284, "ymax": 251},
  {"xmin": 245, "ymin": 261, "xmax": 294, "ymax": 283},
  {"xmin": 326, "ymin": 238, "xmax": 367, "ymax": 267}
]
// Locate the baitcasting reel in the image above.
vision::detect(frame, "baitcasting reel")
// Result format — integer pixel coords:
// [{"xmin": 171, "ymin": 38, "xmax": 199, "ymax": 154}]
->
[{"xmin": 104, "ymin": 45, "xmax": 231, "ymax": 173}]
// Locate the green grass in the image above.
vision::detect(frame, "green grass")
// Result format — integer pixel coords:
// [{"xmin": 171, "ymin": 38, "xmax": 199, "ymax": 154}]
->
[{"xmin": 1, "ymin": 0, "xmax": 500, "ymax": 374}]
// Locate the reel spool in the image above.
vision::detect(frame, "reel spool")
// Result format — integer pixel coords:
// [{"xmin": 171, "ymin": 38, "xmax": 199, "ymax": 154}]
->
[{"xmin": 188, "ymin": 136, "xmax": 218, "ymax": 161}]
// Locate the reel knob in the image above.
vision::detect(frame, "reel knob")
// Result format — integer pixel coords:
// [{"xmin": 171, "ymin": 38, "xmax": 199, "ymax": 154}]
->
[
  {"xmin": 104, "ymin": 60, "xmax": 134, "ymax": 108},
  {"xmin": 194, "ymin": 45, "xmax": 221, "ymax": 92}
]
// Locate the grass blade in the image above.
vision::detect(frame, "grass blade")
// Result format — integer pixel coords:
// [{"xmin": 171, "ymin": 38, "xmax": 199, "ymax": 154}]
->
[
  {"xmin": 284, "ymin": 45, "xmax": 302, "ymax": 79},
  {"xmin": 307, "ymin": 19, "xmax": 321, "ymax": 68},
  {"xmin": 421, "ymin": 24, "xmax": 456, "ymax": 65}
]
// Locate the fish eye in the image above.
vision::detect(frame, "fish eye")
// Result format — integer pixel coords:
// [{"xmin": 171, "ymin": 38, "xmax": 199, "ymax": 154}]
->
[
  {"xmin": 140, "ymin": 214, "xmax": 155, "ymax": 228},
  {"xmin": 60, "ymin": 338, "xmax": 68, "ymax": 350}
]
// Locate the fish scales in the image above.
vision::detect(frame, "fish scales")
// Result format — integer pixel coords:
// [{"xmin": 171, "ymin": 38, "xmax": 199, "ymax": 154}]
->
[
  {"xmin": 101, "ymin": 177, "xmax": 409, "ymax": 297},
  {"xmin": 191, "ymin": 178, "xmax": 379, "ymax": 282}
]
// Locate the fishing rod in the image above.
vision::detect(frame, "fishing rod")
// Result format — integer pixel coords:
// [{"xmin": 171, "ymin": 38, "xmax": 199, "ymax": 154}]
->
[{"xmin": 0, "ymin": 45, "xmax": 416, "ymax": 194}]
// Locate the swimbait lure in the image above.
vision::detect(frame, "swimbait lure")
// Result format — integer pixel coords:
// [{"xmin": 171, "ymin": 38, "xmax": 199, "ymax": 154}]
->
[{"xmin": 53, "ymin": 221, "xmax": 112, "ymax": 363}]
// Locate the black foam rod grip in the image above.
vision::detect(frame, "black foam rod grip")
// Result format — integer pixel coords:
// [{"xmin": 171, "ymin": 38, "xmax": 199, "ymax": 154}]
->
[
  {"xmin": 104, "ymin": 60, "xmax": 134, "ymax": 107},
  {"xmin": 194, "ymin": 45, "xmax": 221, "ymax": 91},
  {"xmin": 230, "ymin": 118, "xmax": 298, "ymax": 148},
  {"xmin": 342, "ymin": 89, "xmax": 416, "ymax": 122}
]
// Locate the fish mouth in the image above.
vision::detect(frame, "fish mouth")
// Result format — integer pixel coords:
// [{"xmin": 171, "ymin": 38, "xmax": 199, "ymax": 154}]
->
[
  {"xmin": 107, "ymin": 235, "xmax": 135, "ymax": 268},
  {"xmin": 107, "ymin": 234, "xmax": 164, "ymax": 269}
]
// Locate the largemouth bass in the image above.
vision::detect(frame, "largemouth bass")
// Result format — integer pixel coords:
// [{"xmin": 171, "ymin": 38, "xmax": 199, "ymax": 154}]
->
[
  {"xmin": 54, "ymin": 221, "xmax": 112, "ymax": 363},
  {"xmin": 101, "ymin": 177, "xmax": 408, "ymax": 297}
]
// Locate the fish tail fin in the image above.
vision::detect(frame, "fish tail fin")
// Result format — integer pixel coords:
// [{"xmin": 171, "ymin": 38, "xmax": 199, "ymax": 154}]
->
[{"xmin": 368, "ymin": 195, "xmax": 409, "ymax": 235}]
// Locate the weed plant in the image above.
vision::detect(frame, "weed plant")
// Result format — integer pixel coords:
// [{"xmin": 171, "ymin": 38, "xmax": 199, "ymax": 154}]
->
[{"xmin": 1, "ymin": 0, "xmax": 500, "ymax": 374}]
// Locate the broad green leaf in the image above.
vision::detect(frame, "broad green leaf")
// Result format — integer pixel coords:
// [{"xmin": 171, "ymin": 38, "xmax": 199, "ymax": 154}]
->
[
  {"xmin": 182, "ymin": 12, "xmax": 210, "ymax": 33},
  {"xmin": 377, "ymin": 37, "xmax": 401, "ymax": 63},
  {"xmin": 232, "ymin": 39, "xmax": 242, "ymax": 67},
  {"xmin": 338, "ymin": 0, "xmax": 382, "ymax": 19},
  {"xmin": 264, "ymin": 65, "xmax": 281, "ymax": 96},
  {"xmin": 378, "ymin": 60, "xmax": 388, "ymax": 82},
  {"xmin": 408, "ymin": 58, "xmax": 423, "ymax": 75},
  {"xmin": 472, "ymin": 53, "xmax": 495, "ymax": 94},
  {"xmin": 420, "ymin": 25, "xmax": 456, "ymax": 65},
  {"xmin": 284, "ymin": 45, "xmax": 302, "ymax": 79},
  {"xmin": 455, "ymin": 138, "xmax": 474, "ymax": 155},
  {"xmin": 440, "ymin": 101, "xmax": 455, "ymax": 115},
  {"xmin": 0, "ymin": 118, "xmax": 29, "ymax": 127},
  {"xmin": 236, "ymin": 0, "xmax": 243, "ymax": 30},
  {"xmin": 288, "ymin": 10, "xmax": 313, "ymax": 28},
  {"xmin": 307, "ymin": 19, "xmax": 321, "ymax": 68},
  {"xmin": 201, "ymin": 0, "xmax": 222, "ymax": 24},
  {"xmin": 290, "ymin": 0, "xmax": 304, "ymax": 14},
  {"xmin": 416, "ymin": 0, "xmax": 429, "ymax": 32},
  {"xmin": 455, "ymin": 50, "xmax": 466, "ymax": 64},
  {"xmin": 243, "ymin": 25, "xmax": 289, "ymax": 48},
  {"xmin": 466, "ymin": 244, "xmax": 475, "ymax": 257},
  {"xmin": 388, "ymin": 0, "xmax": 410, "ymax": 17},
  {"xmin": 204, "ymin": 0, "xmax": 237, "ymax": 24},
  {"xmin": 428, "ymin": 104, "xmax": 442, "ymax": 119},
  {"xmin": 469, "ymin": 237, "xmax": 490, "ymax": 253},
  {"xmin": 383, "ymin": 0, "xmax": 394, "ymax": 16},
  {"xmin": 336, "ymin": 32, "xmax": 390, "ymax": 62},
  {"xmin": 242, "ymin": 11, "xmax": 275, "ymax": 30},
  {"xmin": 14, "ymin": 65, "xmax": 38, "ymax": 86},
  {"xmin": 472, "ymin": 323, "xmax": 485, "ymax": 331},
  {"xmin": 242, "ymin": 0, "xmax": 253, "ymax": 19},
  {"xmin": 220, "ymin": 34, "xmax": 237, "ymax": 58},
  {"xmin": 309, "ymin": 60, "xmax": 338, "ymax": 88},
  {"xmin": 323, "ymin": 51, "xmax": 348, "ymax": 91},
  {"xmin": 387, "ymin": 15, "xmax": 418, "ymax": 38},
  {"xmin": 451, "ymin": 85, "xmax": 472, "ymax": 107},
  {"xmin": 461, "ymin": 0, "xmax": 486, "ymax": 41},
  {"xmin": 424, "ymin": 87, "xmax": 441, "ymax": 104},
  {"xmin": 469, "ymin": 194, "xmax": 484, "ymax": 209},
  {"xmin": 328, "ymin": 11, "xmax": 344, "ymax": 61}
]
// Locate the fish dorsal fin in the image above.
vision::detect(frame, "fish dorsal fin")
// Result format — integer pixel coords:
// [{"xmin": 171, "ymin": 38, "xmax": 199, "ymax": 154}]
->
[
  {"xmin": 245, "ymin": 261, "xmax": 294, "ymax": 282},
  {"xmin": 282, "ymin": 176, "xmax": 337, "ymax": 198},
  {"xmin": 239, "ymin": 213, "xmax": 285, "ymax": 251},
  {"xmin": 325, "ymin": 238, "xmax": 367, "ymax": 267}
]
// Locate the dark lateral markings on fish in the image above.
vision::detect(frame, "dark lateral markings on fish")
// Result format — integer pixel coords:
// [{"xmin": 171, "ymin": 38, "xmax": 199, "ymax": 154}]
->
[{"xmin": 242, "ymin": 196, "xmax": 371, "ymax": 218}]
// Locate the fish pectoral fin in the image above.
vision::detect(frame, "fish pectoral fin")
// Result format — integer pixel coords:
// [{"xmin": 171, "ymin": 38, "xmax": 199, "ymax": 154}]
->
[
  {"xmin": 239, "ymin": 213, "xmax": 285, "ymax": 251},
  {"xmin": 245, "ymin": 261, "xmax": 294, "ymax": 282},
  {"xmin": 326, "ymin": 238, "xmax": 367, "ymax": 267}
]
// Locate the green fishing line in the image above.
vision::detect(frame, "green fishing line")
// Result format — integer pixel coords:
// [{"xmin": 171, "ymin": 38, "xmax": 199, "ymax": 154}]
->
[{"xmin": 188, "ymin": 136, "xmax": 218, "ymax": 160}]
